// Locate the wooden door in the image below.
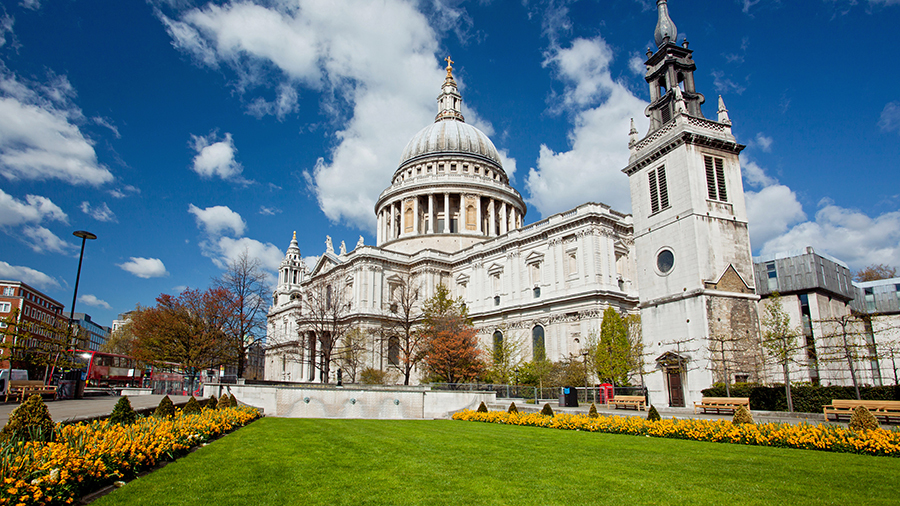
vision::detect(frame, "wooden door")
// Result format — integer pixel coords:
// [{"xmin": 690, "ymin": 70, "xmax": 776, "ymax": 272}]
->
[{"xmin": 667, "ymin": 369, "xmax": 685, "ymax": 407}]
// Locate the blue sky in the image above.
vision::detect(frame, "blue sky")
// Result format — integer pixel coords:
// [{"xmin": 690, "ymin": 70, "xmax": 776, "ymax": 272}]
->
[{"xmin": 1, "ymin": 0, "xmax": 899, "ymax": 327}]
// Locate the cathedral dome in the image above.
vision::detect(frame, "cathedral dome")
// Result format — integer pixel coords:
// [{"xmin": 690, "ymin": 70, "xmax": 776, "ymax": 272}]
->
[{"xmin": 399, "ymin": 119, "xmax": 502, "ymax": 167}]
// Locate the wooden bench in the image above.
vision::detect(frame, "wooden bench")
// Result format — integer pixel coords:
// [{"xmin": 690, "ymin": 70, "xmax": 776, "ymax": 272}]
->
[
  {"xmin": 823, "ymin": 399, "xmax": 900, "ymax": 424},
  {"xmin": 693, "ymin": 397, "xmax": 750, "ymax": 415},
  {"xmin": 608, "ymin": 395, "xmax": 646, "ymax": 411},
  {"xmin": 5, "ymin": 380, "xmax": 58, "ymax": 403}
]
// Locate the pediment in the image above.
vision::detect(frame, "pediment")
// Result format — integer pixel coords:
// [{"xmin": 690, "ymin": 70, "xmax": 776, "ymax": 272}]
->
[
  {"xmin": 524, "ymin": 251, "xmax": 544, "ymax": 264},
  {"xmin": 456, "ymin": 273, "xmax": 470, "ymax": 285},
  {"xmin": 309, "ymin": 253, "xmax": 343, "ymax": 277},
  {"xmin": 487, "ymin": 263, "xmax": 504, "ymax": 276},
  {"xmin": 705, "ymin": 264, "xmax": 752, "ymax": 294}
]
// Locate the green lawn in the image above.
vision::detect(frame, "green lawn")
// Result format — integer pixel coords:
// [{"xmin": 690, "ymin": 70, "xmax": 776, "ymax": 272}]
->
[{"xmin": 95, "ymin": 417, "xmax": 900, "ymax": 505}]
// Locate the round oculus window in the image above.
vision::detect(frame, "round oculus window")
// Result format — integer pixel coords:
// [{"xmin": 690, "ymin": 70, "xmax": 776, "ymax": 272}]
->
[{"xmin": 657, "ymin": 249, "xmax": 675, "ymax": 274}]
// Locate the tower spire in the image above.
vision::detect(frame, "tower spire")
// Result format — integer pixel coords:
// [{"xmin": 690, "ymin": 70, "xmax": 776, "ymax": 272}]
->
[
  {"xmin": 435, "ymin": 56, "xmax": 465, "ymax": 122},
  {"xmin": 654, "ymin": 0, "xmax": 678, "ymax": 48}
]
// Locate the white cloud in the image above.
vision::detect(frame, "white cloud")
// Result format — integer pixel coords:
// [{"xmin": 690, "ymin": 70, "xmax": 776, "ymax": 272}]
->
[
  {"xmin": 79, "ymin": 294, "xmax": 112, "ymax": 310},
  {"xmin": 117, "ymin": 257, "xmax": 169, "ymax": 279},
  {"xmin": 525, "ymin": 36, "xmax": 648, "ymax": 216},
  {"xmin": 187, "ymin": 204, "xmax": 246, "ymax": 236},
  {"xmin": 628, "ymin": 53, "xmax": 645, "ymax": 76},
  {"xmin": 879, "ymin": 101, "xmax": 900, "ymax": 134},
  {"xmin": 0, "ymin": 68, "xmax": 113, "ymax": 186},
  {"xmin": 160, "ymin": 0, "xmax": 453, "ymax": 231},
  {"xmin": 92, "ymin": 116, "xmax": 121, "ymax": 139},
  {"xmin": 213, "ymin": 236, "xmax": 284, "ymax": 271},
  {"xmin": 109, "ymin": 185, "xmax": 140, "ymax": 199},
  {"xmin": 246, "ymin": 82, "xmax": 299, "ymax": 120},
  {"xmin": 259, "ymin": 206, "xmax": 281, "ymax": 216},
  {"xmin": 189, "ymin": 132, "xmax": 244, "ymax": 180},
  {"xmin": 754, "ymin": 133, "xmax": 773, "ymax": 152},
  {"xmin": 745, "ymin": 159, "xmax": 900, "ymax": 269},
  {"xmin": 186, "ymin": 203, "xmax": 283, "ymax": 276},
  {"xmin": 711, "ymin": 70, "xmax": 746, "ymax": 95},
  {"xmin": 741, "ymin": 0, "xmax": 761, "ymax": 14},
  {"xmin": 0, "ymin": 261, "xmax": 59, "ymax": 289},
  {"xmin": 0, "ymin": 189, "xmax": 67, "ymax": 227},
  {"xmin": 759, "ymin": 202, "xmax": 900, "ymax": 269},
  {"xmin": 746, "ymin": 184, "xmax": 806, "ymax": 248},
  {"xmin": 80, "ymin": 201, "xmax": 117, "ymax": 222},
  {"xmin": 0, "ymin": 13, "xmax": 13, "ymax": 48},
  {"xmin": 21, "ymin": 226, "xmax": 74, "ymax": 254}
]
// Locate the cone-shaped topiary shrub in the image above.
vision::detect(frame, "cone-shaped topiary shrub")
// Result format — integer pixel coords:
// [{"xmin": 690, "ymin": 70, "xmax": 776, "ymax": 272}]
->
[
  {"xmin": 0, "ymin": 394, "xmax": 55, "ymax": 442},
  {"xmin": 476, "ymin": 401, "xmax": 488, "ymax": 413},
  {"xmin": 153, "ymin": 395, "xmax": 175, "ymax": 418},
  {"xmin": 207, "ymin": 395, "xmax": 218, "ymax": 410},
  {"xmin": 732, "ymin": 404, "xmax": 754, "ymax": 425},
  {"xmin": 588, "ymin": 403, "xmax": 598, "ymax": 418},
  {"xmin": 219, "ymin": 393, "xmax": 231, "ymax": 408},
  {"xmin": 508, "ymin": 402, "xmax": 518, "ymax": 414},
  {"xmin": 647, "ymin": 405, "xmax": 661, "ymax": 422},
  {"xmin": 540, "ymin": 403, "xmax": 554, "ymax": 417},
  {"xmin": 849, "ymin": 405, "xmax": 880, "ymax": 432},
  {"xmin": 230, "ymin": 393, "xmax": 238, "ymax": 407},
  {"xmin": 108, "ymin": 396, "xmax": 138, "ymax": 425},
  {"xmin": 182, "ymin": 396, "xmax": 201, "ymax": 415}
]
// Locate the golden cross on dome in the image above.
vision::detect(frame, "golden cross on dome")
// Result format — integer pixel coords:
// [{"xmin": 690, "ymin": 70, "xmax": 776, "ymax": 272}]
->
[{"xmin": 445, "ymin": 56, "xmax": 454, "ymax": 77}]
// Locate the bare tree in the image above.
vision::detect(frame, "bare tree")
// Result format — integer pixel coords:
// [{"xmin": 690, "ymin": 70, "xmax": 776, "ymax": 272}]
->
[
  {"xmin": 335, "ymin": 326, "xmax": 368, "ymax": 383},
  {"xmin": 213, "ymin": 250, "xmax": 271, "ymax": 378},
  {"xmin": 815, "ymin": 314, "xmax": 867, "ymax": 399},
  {"xmin": 382, "ymin": 273, "xmax": 427, "ymax": 385},
  {"xmin": 760, "ymin": 293, "xmax": 805, "ymax": 412},
  {"xmin": 300, "ymin": 278, "xmax": 352, "ymax": 383}
]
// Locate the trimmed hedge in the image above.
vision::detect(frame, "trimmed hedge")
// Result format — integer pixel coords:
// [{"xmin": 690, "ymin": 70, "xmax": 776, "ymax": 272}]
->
[{"xmin": 701, "ymin": 383, "xmax": 900, "ymax": 413}]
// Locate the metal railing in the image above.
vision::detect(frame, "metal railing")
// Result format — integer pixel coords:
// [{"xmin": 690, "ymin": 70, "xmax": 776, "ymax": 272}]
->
[{"xmin": 426, "ymin": 383, "xmax": 648, "ymax": 405}]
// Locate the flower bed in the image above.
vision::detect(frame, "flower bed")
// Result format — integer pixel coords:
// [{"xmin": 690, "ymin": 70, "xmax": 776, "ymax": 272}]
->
[
  {"xmin": 452, "ymin": 409, "xmax": 900, "ymax": 457},
  {"xmin": 0, "ymin": 406, "xmax": 261, "ymax": 506}
]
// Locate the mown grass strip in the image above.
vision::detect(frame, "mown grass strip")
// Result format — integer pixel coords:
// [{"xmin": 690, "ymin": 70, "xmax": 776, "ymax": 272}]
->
[{"xmin": 95, "ymin": 418, "xmax": 900, "ymax": 506}]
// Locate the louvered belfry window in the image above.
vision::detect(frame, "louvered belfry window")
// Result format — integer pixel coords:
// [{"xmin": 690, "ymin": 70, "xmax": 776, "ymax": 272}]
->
[
  {"xmin": 704, "ymin": 155, "xmax": 728, "ymax": 201},
  {"xmin": 649, "ymin": 166, "xmax": 669, "ymax": 215}
]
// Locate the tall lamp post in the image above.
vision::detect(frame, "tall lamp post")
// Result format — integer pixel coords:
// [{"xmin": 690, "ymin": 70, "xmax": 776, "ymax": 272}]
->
[
  {"xmin": 51, "ymin": 231, "xmax": 96, "ymax": 385},
  {"xmin": 68, "ymin": 231, "xmax": 97, "ymax": 346}
]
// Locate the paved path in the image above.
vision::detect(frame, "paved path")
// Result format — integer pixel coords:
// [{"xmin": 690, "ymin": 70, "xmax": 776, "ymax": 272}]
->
[{"xmin": 0, "ymin": 395, "xmax": 193, "ymax": 426}]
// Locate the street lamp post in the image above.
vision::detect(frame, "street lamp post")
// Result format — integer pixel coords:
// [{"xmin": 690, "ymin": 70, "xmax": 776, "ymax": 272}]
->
[
  {"xmin": 68, "ymin": 231, "xmax": 97, "ymax": 348},
  {"xmin": 50, "ymin": 231, "xmax": 96, "ymax": 388}
]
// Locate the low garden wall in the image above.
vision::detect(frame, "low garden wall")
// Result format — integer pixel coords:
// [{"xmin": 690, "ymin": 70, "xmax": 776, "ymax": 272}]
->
[{"xmin": 202, "ymin": 383, "xmax": 495, "ymax": 419}]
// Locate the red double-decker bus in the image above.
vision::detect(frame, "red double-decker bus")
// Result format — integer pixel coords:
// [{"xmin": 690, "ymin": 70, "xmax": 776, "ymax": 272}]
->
[{"xmin": 72, "ymin": 350, "xmax": 143, "ymax": 388}]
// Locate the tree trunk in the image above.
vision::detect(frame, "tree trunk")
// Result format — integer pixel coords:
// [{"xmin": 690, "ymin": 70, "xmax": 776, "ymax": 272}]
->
[
  {"xmin": 782, "ymin": 362, "xmax": 793, "ymax": 412},
  {"xmin": 842, "ymin": 332, "xmax": 861, "ymax": 400}
]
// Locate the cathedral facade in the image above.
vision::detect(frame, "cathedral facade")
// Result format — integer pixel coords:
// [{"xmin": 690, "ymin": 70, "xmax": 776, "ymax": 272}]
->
[{"xmin": 266, "ymin": 1, "xmax": 763, "ymax": 407}]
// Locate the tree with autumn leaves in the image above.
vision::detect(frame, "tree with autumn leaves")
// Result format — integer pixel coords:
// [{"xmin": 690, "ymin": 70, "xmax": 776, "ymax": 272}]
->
[
  {"xmin": 130, "ymin": 287, "xmax": 234, "ymax": 383},
  {"xmin": 419, "ymin": 284, "xmax": 483, "ymax": 384}
]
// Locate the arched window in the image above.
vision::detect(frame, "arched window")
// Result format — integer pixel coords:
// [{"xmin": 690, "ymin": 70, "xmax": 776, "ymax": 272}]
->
[
  {"xmin": 404, "ymin": 208, "xmax": 414, "ymax": 232},
  {"xmin": 326, "ymin": 285, "xmax": 333, "ymax": 310},
  {"xmin": 388, "ymin": 336, "xmax": 400, "ymax": 366},
  {"xmin": 492, "ymin": 330, "xmax": 503, "ymax": 360},
  {"xmin": 532, "ymin": 325, "xmax": 545, "ymax": 361}
]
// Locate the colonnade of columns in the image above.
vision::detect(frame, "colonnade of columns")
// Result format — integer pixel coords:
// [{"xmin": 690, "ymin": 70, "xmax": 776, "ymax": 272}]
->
[{"xmin": 376, "ymin": 192, "xmax": 522, "ymax": 244}]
